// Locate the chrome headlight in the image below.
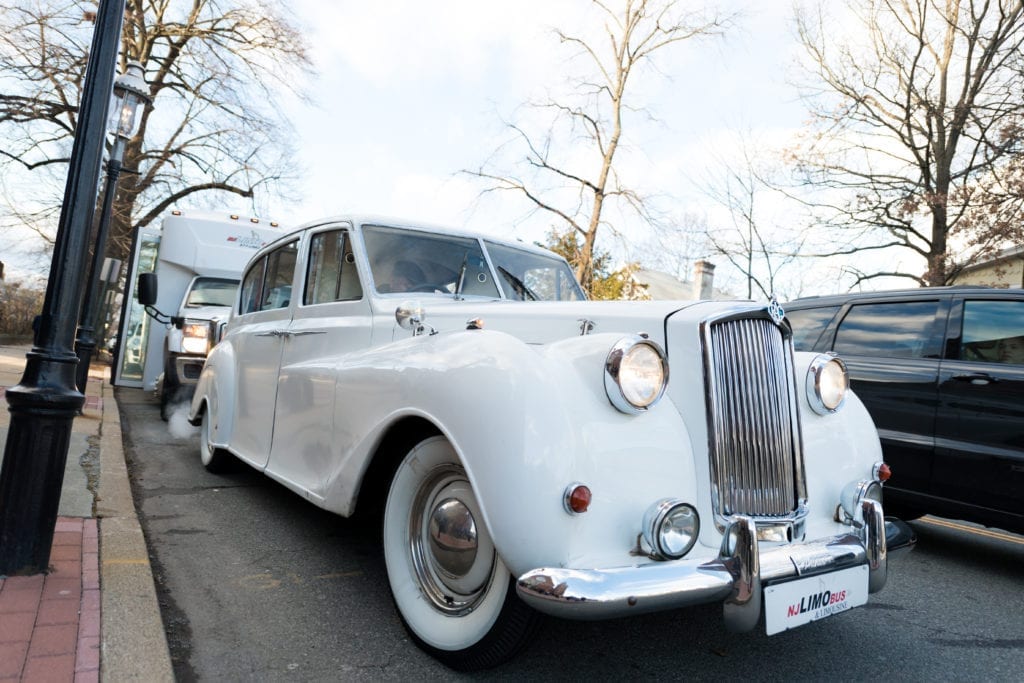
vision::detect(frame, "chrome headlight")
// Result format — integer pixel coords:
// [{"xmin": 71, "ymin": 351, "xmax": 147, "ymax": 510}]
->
[
  {"xmin": 642, "ymin": 499, "xmax": 699, "ymax": 559},
  {"xmin": 181, "ymin": 320, "xmax": 211, "ymax": 354},
  {"xmin": 604, "ymin": 335, "xmax": 669, "ymax": 414},
  {"xmin": 805, "ymin": 353, "xmax": 849, "ymax": 414}
]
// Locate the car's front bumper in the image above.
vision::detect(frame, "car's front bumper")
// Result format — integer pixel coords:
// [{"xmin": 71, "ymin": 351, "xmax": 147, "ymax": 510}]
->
[
  {"xmin": 171, "ymin": 352, "xmax": 207, "ymax": 385},
  {"xmin": 516, "ymin": 501, "xmax": 916, "ymax": 630}
]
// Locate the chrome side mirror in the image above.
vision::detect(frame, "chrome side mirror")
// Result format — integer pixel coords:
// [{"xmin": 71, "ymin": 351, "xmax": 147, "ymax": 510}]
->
[{"xmin": 396, "ymin": 301, "xmax": 434, "ymax": 336}]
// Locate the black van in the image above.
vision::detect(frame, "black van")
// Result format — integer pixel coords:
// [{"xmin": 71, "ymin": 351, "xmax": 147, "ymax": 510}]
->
[{"xmin": 785, "ymin": 286, "xmax": 1024, "ymax": 534}]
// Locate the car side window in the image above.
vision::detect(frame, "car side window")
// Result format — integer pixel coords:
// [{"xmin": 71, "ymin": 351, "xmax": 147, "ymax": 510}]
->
[
  {"xmin": 833, "ymin": 301, "xmax": 940, "ymax": 358},
  {"xmin": 304, "ymin": 230, "xmax": 363, "ymax": 305},
  {"xmin": 960, "ymin": 300, "xmax": 1024, "ymax": 365},
  {"xmin": 786, "ymin": 306, "xmax": 841, "ymax": 351},
  {"xmin": 258, "ymin": 240, "xmax": 298, "ymax": 311},
  {"xmin": 239, "ymin": 256, "xmax": 267, "ymax": 315}
]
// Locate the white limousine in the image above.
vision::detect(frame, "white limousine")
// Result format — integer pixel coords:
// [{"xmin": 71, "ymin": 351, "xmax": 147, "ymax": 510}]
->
[{"xmin": 186, "ymin": 215, "xmax": 915, "ymax": 670}]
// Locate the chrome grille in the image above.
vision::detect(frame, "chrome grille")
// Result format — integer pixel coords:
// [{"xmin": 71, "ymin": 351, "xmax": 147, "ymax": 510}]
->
[{"xmin": 705, "ymin": 315, "xmax": 802, "ymax": 518}]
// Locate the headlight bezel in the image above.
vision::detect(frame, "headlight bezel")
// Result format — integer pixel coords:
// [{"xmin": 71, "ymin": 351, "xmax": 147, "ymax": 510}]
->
[
  {"xmin": 805, "ymin": 353, "xmax": 849, "ymax": 415},
  {"xmin": 642, "ymin": 498, "xmax": 700, "ymax": 560},
  {"xmin": 604, "ymin": 335, "xmax": 669, "ymax": 414}
]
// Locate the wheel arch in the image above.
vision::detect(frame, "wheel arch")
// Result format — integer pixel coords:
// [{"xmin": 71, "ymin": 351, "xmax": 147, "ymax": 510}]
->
[{"xmin": 351, "ymin": 415, "xmax": 442, "ymax": 522}]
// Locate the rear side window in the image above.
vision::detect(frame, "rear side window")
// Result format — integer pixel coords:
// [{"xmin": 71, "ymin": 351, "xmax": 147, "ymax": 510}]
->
[
  {"xmin": 960, "ymin": 300, "xmax": 1024, "ymax": 365},
  {"xmin": 786, "ymin": 306, "xmax": 840, "ymax": 351},
  {"xmin": 833, "ymin": 301, "xmax": 941, "ymax": 358},
  {"xmin": 239, "ymin": 241, "xmax": 298, "ymax": 314}
]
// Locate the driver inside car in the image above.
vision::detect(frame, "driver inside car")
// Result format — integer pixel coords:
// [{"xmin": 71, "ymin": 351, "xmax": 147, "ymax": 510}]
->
[{"xmin": 380, "ymin": 259, "xmax": 426, "ymax": 293}]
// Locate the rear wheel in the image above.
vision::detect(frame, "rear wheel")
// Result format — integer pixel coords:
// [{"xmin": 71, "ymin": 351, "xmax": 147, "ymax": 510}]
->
[
  {"xmin": 199, "ymin": 406, "xmax": 232, "ymax": 474},
  {"xmin": 383, "ymin": 436, "xmax": 540, "ymax": 670}
]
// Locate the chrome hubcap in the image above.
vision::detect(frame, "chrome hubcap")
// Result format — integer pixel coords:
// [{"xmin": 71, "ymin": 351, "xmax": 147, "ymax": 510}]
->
[
  {"xmin": 409, "ymin": 464, "xmax": 495, "ymax": 615},
  {"xmin": 428, "ymin": 498, "xmax": 478, "ymax": 577}
]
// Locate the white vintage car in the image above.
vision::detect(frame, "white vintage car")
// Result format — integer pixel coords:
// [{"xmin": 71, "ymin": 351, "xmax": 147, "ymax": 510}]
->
[{"xmin": 188, "ymin": 216, "xmax": 915, "ymax": 670}]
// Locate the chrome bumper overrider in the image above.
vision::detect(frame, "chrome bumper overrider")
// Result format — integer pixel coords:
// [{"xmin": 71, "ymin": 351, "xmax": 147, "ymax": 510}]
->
[{"xmin": 516, "ymin": 502, "xmax": 916, "ymax": 629}]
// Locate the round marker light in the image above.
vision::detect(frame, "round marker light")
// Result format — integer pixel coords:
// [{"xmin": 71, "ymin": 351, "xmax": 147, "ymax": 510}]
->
[
  {"xmin": 874, "ymin": 462, "xmax": 892, "ymax": 482},
  {"xmin": 563, "ymin": 484, "xmax": 592, "ymax": 514},
  {"xmin": 642, "ymin": 499, "xmax": 699, "ymax": 559},
  {"xmin": 806, "ymin": 354, "xmax": 849, "ymax": 414}
]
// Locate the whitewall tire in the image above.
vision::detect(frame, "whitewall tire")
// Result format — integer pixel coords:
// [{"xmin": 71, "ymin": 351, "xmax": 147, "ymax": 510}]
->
[
  {"xmin": 383, "ymin": 436, "xmax": 540, "ymax": 670},
  {"xmin": 199, "ymin": 405, "xmax": 232, "ymax": 474}
]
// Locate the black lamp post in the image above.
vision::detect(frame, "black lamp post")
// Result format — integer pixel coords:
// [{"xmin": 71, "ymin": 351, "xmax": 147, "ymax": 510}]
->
[
  {"xmin": 0, "ymin": 0, "xmax": 126, "ymax": 576},
  {"xmin": 75, "ymin": 61, "xmax": 150, "ymax": 395}
]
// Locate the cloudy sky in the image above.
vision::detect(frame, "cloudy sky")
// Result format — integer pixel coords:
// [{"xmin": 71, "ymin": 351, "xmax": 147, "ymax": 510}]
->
[
  {"xmin": 272, "ymin": 0, "xmax": 825, "ymax": 296},
  {"xmin": 3, "ymin": 1, "xmax": 869, "ymax": 297}
]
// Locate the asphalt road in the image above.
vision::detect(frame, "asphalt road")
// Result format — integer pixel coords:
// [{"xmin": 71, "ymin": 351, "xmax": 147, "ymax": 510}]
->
[{"xmin": 117, "ymin": 386, "xmax": 1024, "ymax": 681}]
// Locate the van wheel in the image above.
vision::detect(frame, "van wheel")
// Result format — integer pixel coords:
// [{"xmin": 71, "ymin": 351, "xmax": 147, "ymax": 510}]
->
[
  {"xmin": 382, "ymin": 436, "xmax": 541, "ymax": 670},
  {"xmin": 199, "ymin": 407, "xmax": 232, "ymax": 474}
]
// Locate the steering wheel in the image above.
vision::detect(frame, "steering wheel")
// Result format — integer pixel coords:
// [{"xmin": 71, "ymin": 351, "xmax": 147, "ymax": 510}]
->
[{"xmin": 409, "ymin": 283, "xmax": 446, "ymax": 293}]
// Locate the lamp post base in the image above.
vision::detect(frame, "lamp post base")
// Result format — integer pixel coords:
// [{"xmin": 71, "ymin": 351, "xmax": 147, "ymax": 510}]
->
[{"xmin": 0, "ymin": 351, "xmax": 84, "ymax": 575}]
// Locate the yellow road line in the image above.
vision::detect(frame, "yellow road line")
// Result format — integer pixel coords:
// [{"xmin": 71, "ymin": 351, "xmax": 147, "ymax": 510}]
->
[{"xmin": 918, "ymin": 516, "xmax": 1024, "ymax": 545}]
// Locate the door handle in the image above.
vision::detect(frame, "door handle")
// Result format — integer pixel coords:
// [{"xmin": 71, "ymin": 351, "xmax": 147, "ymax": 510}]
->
[
  {"xmin": 951, "ymin": 373, "xmax": 996, "ymax": 385},
  {"xmin": 256, "ymin": 330, "xmax": 286, "ymax": 338}
]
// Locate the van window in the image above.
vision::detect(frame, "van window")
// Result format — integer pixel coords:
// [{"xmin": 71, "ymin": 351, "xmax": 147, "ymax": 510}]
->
[
  {"xmin": 960, "ymin": 300, "xmax": 1024, "ymax": 365},
  {"xmin": 833, "ymin": 301, "xmax": 940, "ymax": 358},
  {"xmin": 786, "ymin": 306, "xmax": 840, "ymax": 351}
]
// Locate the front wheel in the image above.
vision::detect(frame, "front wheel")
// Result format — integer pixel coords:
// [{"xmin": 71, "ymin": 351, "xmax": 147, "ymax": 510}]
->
[
  {"xmin": 383, "ymin": 436, "xmax": 541, "ymax": 670},
  {"xmin": 199, "ymin": 406, "xmax": 233, "ymax": 474}
]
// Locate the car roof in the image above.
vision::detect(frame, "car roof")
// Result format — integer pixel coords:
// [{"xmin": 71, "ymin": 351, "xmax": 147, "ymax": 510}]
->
[
  {"xmin": 784, "ymin": 285, "xmax": 1015, "ymax": 309},
  {"xmin": 256, "ymin": 214, "xmax": 566, "ymax": 262}
]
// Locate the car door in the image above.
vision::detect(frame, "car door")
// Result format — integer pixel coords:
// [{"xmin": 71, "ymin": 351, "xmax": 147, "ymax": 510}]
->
[
  {"xmin": 825, "ymin": 297, "xmax": 948, "ymax": 499},
  {"xmin": 228, "ymin": 239, "xmax": 299, "ymax": 468},
  {"xmin": 934, "ymin": 296, "xmax": 1024, "ymax": 522},
  {"xmin": 266, "ymin": 226, "xmax": 374, "ymax": 498}
]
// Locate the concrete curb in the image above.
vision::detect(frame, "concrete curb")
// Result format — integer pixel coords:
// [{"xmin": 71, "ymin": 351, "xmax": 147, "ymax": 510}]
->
[{"xmin": 96, "ymin": 371, "xmax": 175, "ymax": 681}]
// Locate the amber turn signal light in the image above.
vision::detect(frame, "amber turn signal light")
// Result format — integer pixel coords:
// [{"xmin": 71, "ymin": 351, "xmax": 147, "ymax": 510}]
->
[
  {"xmin": 874, "ymin": 462, "xmax": 892, "ymax": 482},
  {"xmin": 564, "ymin": 484, "xmax": 592, "ymax": 514}
]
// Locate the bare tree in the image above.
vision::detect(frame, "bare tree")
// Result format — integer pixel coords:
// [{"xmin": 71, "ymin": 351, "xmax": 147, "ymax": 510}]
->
[
  {"xmin": 701, "ymin": 133, "xmax": 807, "ymax": 300},
  {"xmin": 462, "ymin": 0, "xmax": 731, "ymax": 295},
  {"xmin": 0, "ymin": 0, "xmax": 311, "ymax": 265},
  {"xmin": 792, "ymin": 0, "xmax": 1024, "ymax": 287}
]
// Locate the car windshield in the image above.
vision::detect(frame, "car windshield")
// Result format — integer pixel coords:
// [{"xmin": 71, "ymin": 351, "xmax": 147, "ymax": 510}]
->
[
  {"xmin": 363, "ymin": 225, "xmax": 500, "ymax": 297},
  {"xmin": 485, "ymin": 241, "xmax": 585, "ymax": 302},
  {"xmin": 185, "ymin": 277, "xmax": 239, "ymax": 307}
]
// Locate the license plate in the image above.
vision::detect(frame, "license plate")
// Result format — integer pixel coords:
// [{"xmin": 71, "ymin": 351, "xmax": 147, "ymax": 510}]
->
[{"xmin": 764, "ymin": 565, "xmax": 869, "ymax": 635}]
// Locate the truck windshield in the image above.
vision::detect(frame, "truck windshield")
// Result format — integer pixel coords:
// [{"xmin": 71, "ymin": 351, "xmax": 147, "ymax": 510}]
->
[{"xmin": 186, "ymin": 277, "xmax": 239, "ymax": 307}]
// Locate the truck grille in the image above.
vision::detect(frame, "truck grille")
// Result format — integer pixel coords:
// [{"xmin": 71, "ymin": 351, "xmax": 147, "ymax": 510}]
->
[{"xmin": 704, "ymin": 314, "xmax": 803, "ymax": 519}]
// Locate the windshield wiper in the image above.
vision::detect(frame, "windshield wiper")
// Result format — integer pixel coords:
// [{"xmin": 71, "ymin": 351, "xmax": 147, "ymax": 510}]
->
[
  {"xmin": 454, "ymin": 251, "xmax": 468, "ymax": 300},
  {"xmin": 498, "ymin": 267, "xmax": 538, "ymax": 301}
]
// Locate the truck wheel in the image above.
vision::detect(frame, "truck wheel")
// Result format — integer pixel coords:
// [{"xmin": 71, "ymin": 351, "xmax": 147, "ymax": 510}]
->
[
  {"xmin": 199, "ymin": 407, "xmax": 232, "ymax": 474},
  {"xmin": 383, "ymin": 436, "xmax": 541, "ymax": 670}
]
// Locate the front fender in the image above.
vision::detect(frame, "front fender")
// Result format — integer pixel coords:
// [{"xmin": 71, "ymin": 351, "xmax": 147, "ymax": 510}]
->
[
  {"xmin": 322, "ymin": 329, "xmax": 697, "ymax": 576},
  {"xmin": 794, "ymin": 351, "xmax": 884, "ymax": 534},
  {"xmin": 187, "ymin": 340, "xmax": 237, "ymax": 447}
]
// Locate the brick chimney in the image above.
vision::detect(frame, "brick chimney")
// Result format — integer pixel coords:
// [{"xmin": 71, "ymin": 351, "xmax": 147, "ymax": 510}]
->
[{"xmin": 692, "ymin": 260, "xmax": 715, "ymax": 300}]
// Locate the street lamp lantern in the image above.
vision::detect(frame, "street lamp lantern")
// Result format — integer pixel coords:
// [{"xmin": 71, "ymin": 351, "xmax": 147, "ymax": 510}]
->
[
  {"xmin": 75, "ymin": 60, "xmax": 152, "ymax": 395},
  {"xmin": 110, "ymin": 60, "xmax": 149, "ymax": 139}
]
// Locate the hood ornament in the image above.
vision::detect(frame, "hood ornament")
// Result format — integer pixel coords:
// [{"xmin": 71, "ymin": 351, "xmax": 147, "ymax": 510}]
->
[{"xmin": 767, "ymin": 297, "xmax": 785, "ymax": 326}]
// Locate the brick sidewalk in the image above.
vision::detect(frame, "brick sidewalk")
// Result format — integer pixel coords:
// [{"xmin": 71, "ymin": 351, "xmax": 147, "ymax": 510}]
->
[{"xmin": 0, "ymin": 518, "xmax": 100, "ymax": 682}]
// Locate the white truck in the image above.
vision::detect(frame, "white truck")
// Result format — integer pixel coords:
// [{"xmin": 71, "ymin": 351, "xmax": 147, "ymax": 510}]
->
[{"xmin": 116, "ymin": 210, "xmax": 289, "ymax": 418}]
